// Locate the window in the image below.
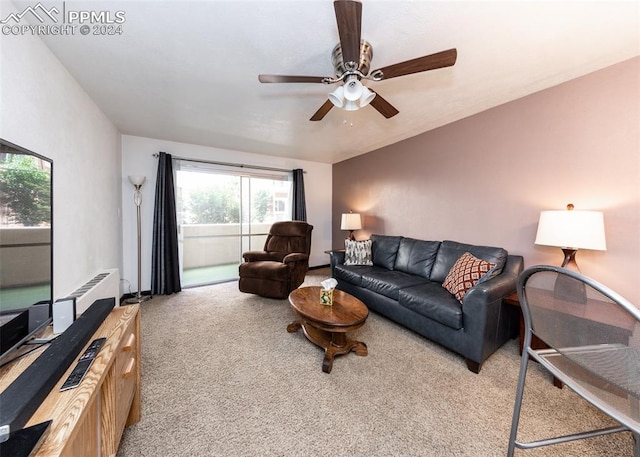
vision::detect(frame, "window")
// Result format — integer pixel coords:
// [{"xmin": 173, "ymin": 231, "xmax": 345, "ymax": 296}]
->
[{"xmin": 174, "ymin": 160, "xmax": 293, "ymax": 287}]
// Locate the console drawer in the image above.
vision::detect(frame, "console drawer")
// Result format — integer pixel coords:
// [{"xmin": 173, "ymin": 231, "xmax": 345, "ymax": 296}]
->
[{"xmin": 114, "ymin": 322, "xmax": 138, "ymax": 437}]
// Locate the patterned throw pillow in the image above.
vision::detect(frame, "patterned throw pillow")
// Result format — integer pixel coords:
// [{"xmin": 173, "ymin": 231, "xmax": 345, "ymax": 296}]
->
[
  {"xmin": 344, "ymin": 239, "xmax": 373, "ymax": 266},
  {"xmin": 442, "ymin": 252, "xmax": 496, "ymax": 303}
]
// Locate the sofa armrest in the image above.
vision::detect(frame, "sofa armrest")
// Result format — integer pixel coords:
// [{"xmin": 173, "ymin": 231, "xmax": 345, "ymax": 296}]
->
[
  {"xmin": 283, "ymin": 253, "xmax": 309, "ymax": 265},
  {"xmin": 242, "ymin": 251, "xmax": 282, "ymax": 262},
  {"xmin": 459, "ymin": 255, "xmax": 524, "ymax": 364},
  {"xmin": 463, "ymin": 255, "xmax": 524, "ymax": 306},
  {"xmin": 328, "ymin": 250, "xmax": 346, "ymax": 276}
]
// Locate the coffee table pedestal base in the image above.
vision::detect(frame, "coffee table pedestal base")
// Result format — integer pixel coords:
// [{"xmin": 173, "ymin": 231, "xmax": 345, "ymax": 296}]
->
[{"xmin": 287, "ymin": 321, "xmax": 367, "ymax": 373}]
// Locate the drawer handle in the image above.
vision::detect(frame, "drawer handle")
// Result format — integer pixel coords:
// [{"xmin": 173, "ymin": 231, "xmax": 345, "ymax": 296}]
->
[
  {"xmin": 122, "ymin": 333, "xmax": 135, "ymax": 351},
  {"xmin": 122, "ymin": 357, "xmax": 136, "ymax": 379}
]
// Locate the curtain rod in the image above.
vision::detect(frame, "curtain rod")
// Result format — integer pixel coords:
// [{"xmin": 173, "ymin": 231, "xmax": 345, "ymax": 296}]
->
[{"xmin": 152, "ymin": 153, "xmax": 304, "ymax": 174}]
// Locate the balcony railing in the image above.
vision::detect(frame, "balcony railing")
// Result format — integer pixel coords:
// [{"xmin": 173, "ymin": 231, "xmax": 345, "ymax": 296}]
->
[
  {"xmin": 0, "ymin": 227, "xmax": 51, "ymax": 288},
  {"xmin": 180, "ymin": 223, "xmax": 271, "ymax": 269},
  {"xmin": 180, "ymin": 223, "xmax": 277, "ymax": 286}
]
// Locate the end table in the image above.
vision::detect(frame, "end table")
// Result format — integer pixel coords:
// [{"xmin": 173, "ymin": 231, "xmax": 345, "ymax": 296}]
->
[{"xmin": 504, "ymin": 293, "xmax": 563, "ymax": 389}]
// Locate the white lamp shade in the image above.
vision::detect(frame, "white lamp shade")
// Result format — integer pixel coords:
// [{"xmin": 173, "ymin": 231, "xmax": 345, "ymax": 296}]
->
[
  {"xmin": 535, "ymin": 210, "xmax": 606, "ymax": 251},
  {"xmin": 128, "ymin": 175, "xmax": 146, "ymax": 186},
  {"xmin": 343, "ymin": 76, "xmax": 363, "ymax": 101},
  {"xmin": 359, "ymin": 85, "xmax": 375, "ymax": 107},
  {"xmin": 328, "ymin": 86, "xmax": 345, "ymax": 108},
  {"xmin": 341, "ymin": 213, "xmax": 362, "ymax": 231}
]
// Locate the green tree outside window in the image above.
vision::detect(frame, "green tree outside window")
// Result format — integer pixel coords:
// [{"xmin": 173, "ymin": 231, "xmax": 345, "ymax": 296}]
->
[{"xmin": 0, "ymin": 155, "xmax": 51, "ymax": 226}]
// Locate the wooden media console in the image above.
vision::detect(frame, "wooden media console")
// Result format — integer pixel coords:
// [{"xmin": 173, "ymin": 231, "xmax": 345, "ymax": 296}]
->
[{"xmin": 0, "ymin": 304, "xmax": 141, "ymax": 457}]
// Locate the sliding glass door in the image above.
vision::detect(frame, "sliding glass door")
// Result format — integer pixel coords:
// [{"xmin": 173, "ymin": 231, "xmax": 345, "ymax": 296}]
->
[{"xmin": 175, "ymin": 161, "xmax": 292, "ymax": 287}]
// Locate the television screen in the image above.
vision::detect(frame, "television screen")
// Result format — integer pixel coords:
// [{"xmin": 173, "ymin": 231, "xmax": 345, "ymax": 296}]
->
[{"xmin": 0, "ymin": 139, "xmax": 53, "ymax": 364}]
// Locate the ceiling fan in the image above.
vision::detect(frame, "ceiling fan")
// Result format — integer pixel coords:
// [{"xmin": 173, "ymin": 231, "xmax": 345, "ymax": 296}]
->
[{"xmin": 258, "ymin": 0, "xmax": 457, "ymax": 121}]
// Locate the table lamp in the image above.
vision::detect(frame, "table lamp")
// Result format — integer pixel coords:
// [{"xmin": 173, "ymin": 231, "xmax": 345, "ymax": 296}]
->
[
  {"xmin": 534, "ymin": 203, "xmax": 606, "ymax": 272},
  {"xmin": 341, "ymin": 211, "xmax": 362, "ymax": 241},
  {"xmin": 535, "ymin": 204, "xmax": 606, "ymax": 303}
]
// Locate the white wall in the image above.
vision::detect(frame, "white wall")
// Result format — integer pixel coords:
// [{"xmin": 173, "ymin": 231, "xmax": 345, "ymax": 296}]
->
[
  {"xmin": 0, "ymin": 1, "xmax": 122, "ymax": 301},
  {"xmin": 121, "ymin": 135, "xmax": 332, "ymax": 293}
]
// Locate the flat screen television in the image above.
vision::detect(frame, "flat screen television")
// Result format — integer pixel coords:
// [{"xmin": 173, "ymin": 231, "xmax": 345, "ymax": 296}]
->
[{"xmin": 0, "ymin": 139, "xmax": 53, "ymax": 365}]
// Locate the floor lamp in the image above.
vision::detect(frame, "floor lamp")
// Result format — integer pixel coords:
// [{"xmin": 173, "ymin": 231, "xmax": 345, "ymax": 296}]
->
[{"xmin": 126, "ymin": 175, "xmax": 151, "ymax": 304}]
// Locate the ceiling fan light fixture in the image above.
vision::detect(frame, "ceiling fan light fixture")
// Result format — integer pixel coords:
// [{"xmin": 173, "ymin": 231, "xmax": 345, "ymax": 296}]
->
[
  {"xmin": 343, "ymin": 75, "xmax": 363, "ymax": 102},
  {"xmin": 343, "ymin": 99, "xmax": 360, "ymax": 111},
  {"xmin": 359, "ymin": 85, "xmax": 375, "ymax": 107},
  {"xmin": 328, "ymin": 85, "xmax": 345, "ymax": 108}
]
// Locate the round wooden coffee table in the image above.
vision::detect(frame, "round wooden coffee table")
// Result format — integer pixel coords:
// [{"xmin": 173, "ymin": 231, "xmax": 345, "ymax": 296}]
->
[{"xmin": 287, "ymin": 286, "xmax": 368, "ymax": 373}]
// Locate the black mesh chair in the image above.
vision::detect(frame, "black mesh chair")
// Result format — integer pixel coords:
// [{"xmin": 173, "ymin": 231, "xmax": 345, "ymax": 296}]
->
[{"xmin": 508, "ymin": 265, "xmax": 640, "ymax": 456}]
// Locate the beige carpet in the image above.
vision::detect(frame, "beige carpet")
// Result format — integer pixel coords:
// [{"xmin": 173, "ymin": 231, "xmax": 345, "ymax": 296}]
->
[{"xmin": 117, "ymin": 269, "xmax": 633, "ymax": 456}]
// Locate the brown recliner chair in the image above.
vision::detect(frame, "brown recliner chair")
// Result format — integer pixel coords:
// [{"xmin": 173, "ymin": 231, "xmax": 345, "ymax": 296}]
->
[{"xmin": 238, "ymin": 221, "xmax": 313, "ymax": 299}]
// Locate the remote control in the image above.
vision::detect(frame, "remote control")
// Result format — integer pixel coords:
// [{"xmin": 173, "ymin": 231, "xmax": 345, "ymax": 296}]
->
[
  {"xmin": 60, "ymin": 359, "xmax": 93, "ymax": 391},
  {"xmin": 60, "ymin": 337, "xmax": 107, "ymax": 391},
  {"xmin": 78, "ymin": 337, "xmax": 106, "ymax": 362}
]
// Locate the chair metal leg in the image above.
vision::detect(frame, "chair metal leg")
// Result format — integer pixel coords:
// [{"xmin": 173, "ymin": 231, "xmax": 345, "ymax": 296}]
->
[
  {"xmin": 510, "ymin": 267, "xmax": 640, "ymax": 455},
  {"xmin": 633, "ymin": 397, "xmax": 639, "ymax": 457},
  {"xmin": 508, "ymin": 346, "xmax": 531, "ymax": 457},
  {"xmin": 508, "ymin": 346, "xmax": 632, "ymax": 454}
]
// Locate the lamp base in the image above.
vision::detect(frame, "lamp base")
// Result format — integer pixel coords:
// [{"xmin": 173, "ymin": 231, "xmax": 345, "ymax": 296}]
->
[
  {"xmin": 125, "ymin": 293, "xmax": 152, "ymax": 304},
  {"xmin": 555, "ymin": 248, "xmax": 586, "ymax": 303},
  {"xmin": 560, "ymin": 248, "xmax": 580, "ymax": 271},
  {"xmin": 347, "ymin": 231, "xmax": 356, "ymax": 241}
]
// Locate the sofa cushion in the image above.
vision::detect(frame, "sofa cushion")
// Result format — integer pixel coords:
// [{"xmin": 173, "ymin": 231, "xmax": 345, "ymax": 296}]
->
[
  {"xmin": 442, "ymin": 252, "xmax": 495, "ymax": 302},
  {"xmin": 430, "ymin": 240, "xmax": 507, "ymax": 283},
  {"xmin": 394, "ymin": 238, "xmax": 440, "ymax": 278},
  {"xmin": 399, "ymin": 282, "xmax": 463, "ymax": 330},
  {"xmin": 334, "ymin": 264, "xmax": 377, "ymax": 287},
  {"xmin": 344, "ymin": 239, "xmax": 373, "ymax": 266},
  {"xmin": 370, "ymin": 235, "xmax": 403, "ymax": 270},
  {"xmin": 361, "ymin": 269, "xmax": 429, "ymax": 301}
]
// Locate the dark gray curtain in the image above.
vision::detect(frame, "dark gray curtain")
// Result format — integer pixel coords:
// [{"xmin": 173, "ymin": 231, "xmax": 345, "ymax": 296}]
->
[
  {"xmin": 292, "ymin": 168, "xmax": 307, "ymax": 221},
  {"xmin": 151, "ymin": 152, "xmax": 181, "ymax": 295}
]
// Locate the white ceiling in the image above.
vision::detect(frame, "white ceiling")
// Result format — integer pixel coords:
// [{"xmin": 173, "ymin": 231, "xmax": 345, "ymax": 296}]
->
[{"xmin": 12, "ymin": 0, "xmax": 640, "ymax": 164}]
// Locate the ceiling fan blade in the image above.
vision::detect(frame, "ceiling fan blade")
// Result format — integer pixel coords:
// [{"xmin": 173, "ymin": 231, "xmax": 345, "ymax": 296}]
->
[
  {"xmin": 310, "ymin": 100, "xmax": 334, "ymax": 121},
  {"xmin": 258, "ymin": 75, "xmax": 327, "ymax": 84},
  {"xmin": 372, "ymin": 48, "xmax": 457, "ymax": 80},
  {"xmin": 334, "ymin": 0, "xmax": 362, "ymax": 66},
  {"xmin": 369, "ymin": 91, "xmax": 399, "ymax": 119}
]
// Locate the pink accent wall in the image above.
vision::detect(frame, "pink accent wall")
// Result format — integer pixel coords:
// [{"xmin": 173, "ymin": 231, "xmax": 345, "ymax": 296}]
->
[{"xmin": 333, "ymin": 57, "xmax": 639, "ymax": 304}]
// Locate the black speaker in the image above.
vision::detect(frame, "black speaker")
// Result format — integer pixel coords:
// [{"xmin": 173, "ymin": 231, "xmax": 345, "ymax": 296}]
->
[
  {"xmin": 0, "ymin": 420, "xmax": 51, "ymax": 457},
  {"xmin": 28, "ymin": 302, "xmax": 51, "ymax": 333}
]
